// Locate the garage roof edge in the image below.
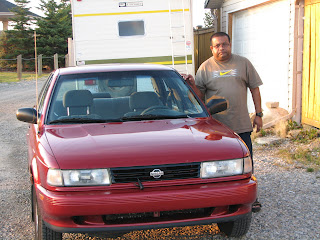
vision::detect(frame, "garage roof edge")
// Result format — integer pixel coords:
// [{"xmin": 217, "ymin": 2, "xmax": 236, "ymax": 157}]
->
[{"xmin": 204, "ymin": 0, "xmax": 223, "ymax": 9}]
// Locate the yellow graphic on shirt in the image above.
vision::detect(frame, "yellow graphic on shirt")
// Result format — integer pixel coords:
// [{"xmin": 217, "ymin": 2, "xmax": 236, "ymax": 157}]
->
[
  {"xmin": 220, "ymin": 70, "xmax": 233, "ymax": 76},
  {"xmin": 212, "ymin": 69, "xmax": 237, "ymax": 78}
]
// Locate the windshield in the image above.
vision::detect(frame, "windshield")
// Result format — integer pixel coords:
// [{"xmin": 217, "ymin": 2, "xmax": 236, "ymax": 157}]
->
[{"xmin": 46, "ymin": 70, "xmax": 207, "ymax": 124}]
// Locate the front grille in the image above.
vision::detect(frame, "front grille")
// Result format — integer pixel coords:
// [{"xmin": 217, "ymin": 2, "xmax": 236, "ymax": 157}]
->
[
  {"xmin": 111, "ymin": 163, "xmax": 200, "ymax": 183},
  {"xmin": 103, "ymin": 207, "xmax": 214, "ymax": 224}
]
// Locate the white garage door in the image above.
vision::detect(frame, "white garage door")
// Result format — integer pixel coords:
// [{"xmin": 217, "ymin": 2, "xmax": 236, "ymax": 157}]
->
[{"xmin": 232, "ymin": 0, "xmax": 291, "ymax": 113}]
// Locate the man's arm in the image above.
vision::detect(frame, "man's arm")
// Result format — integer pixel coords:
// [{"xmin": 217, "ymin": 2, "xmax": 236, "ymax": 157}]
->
[
  {"xmin": 181, "ymin": 74, "xmax": 205, "ymax": 101},
  {"xmin": 250, "ymin": 87, "xmax": 263, "ymax": 132}
]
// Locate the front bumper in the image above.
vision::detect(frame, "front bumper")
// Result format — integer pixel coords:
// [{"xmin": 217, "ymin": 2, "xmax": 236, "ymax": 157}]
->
[{"xmin": 36, "ymin": 178, "xmax": 257, "ymax": 233}]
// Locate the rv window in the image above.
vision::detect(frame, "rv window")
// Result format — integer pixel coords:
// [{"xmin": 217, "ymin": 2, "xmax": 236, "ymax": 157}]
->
[{"xmin": 118, "ymin": 20, "xmax": 145, "ymax": 36}]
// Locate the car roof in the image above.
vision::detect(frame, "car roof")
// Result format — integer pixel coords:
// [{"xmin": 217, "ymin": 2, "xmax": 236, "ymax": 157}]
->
[{"xmin": 56, "ymin": 64, "xmax": 177, "ymax": 75}]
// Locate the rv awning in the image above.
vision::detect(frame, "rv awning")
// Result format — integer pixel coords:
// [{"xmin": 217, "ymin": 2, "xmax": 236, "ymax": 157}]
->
[{"xmin": 204, "ymin": 0, "xmax": 223, "ymax": 9}]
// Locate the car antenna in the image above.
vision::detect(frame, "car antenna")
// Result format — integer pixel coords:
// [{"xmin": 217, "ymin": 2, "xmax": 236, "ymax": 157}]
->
[{"xmin": 34, "ymin": 31, "xmax": 39, "ymax": 124}]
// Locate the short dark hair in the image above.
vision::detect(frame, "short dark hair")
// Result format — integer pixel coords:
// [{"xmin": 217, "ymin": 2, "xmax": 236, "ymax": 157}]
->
[{"xmin": 210, "ymin": 32, "xmax": 231, "ymax": 46}]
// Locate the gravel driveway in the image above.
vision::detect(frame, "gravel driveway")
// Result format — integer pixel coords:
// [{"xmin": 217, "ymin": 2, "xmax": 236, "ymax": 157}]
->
[{"xmin": 0, "ymin": 79, "xmax": 319, "ymax": 240}]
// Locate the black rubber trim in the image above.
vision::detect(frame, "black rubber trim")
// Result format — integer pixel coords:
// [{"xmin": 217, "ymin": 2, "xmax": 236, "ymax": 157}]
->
[{"xmin": 44, "ymin": 212, "xmax": 251, "ymax": 233}]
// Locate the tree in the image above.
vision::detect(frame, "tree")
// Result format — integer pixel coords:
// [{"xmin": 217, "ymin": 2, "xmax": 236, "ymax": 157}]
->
[
  {"xmin": 1, "ymin": 0, "xmax": 35, "ymax": 69},
  {"xmin": 36, "ymin": 0, "xmax": 72, "ymax": 69},
  {"xmin": 204, "ymin": 12, "xmax": 214, "ymax": 28}
]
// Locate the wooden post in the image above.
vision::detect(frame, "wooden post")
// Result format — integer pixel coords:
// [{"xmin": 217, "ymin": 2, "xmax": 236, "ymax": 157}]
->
[
  {"xmin": 68, "ymin": 38, "xmax": 75, "ymax": 66},
  {"xmin": 17, "ymin": 55, "xmax": 22, "ymax": 81},
  {"xmin": 65, "ymin": 54, "xmax": 69, "ymax": 68},
  {"xmin": 54, "ymin": 53, "xmax": 59, "ymax": 70},
  {"xmin": 38, "ymin": 54, "xmax": 43, "ymax": 76},
  {"xmin": 2, "ymin": 20, "xmax": 8, "ymax": 31}
]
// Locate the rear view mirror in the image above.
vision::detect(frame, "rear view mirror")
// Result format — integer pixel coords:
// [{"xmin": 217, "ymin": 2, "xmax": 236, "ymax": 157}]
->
[
  {"xmin": 16, "ymin": 108, "xmax": 38, "ymax": 124},
  {"xmin": 206, "ymin": 99, "xmax": 228, "ymax": 115}
]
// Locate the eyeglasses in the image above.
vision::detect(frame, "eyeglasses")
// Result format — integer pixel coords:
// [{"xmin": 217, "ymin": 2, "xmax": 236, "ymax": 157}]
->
[{"xmin": 212, "ymin": 43, "xmax": 230, "ymax": 49}]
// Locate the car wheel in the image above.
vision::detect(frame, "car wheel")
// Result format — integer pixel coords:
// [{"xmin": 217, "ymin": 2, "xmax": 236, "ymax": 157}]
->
[
  {"xmin": 33, "ymin": 185, "xmax": 63, "ymax": 240},
  {"xmin": 217, "ymin": 212, "xmax": 252, "ymax": 237}
]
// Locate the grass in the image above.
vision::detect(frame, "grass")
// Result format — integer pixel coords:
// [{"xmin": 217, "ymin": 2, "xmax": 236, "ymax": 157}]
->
[
  {"xmin": 251, "ymin": 127, "xmax": 274, "ymax": 140},
  {"xmin": 0, "ymin": 72, "xmax": 49, "ymax": 83},
  {"xmin": 269, "ymin": 120, "xmax": 319, "ymax": 143},
  {"xmin": 277, "ymin": 147, "xmax": 320, "ymax": 172},
  {"xmin": 287, "ymin": 120, "xmax": 302, "ymax": 131},
  {"xmin": 278, "ymin": 129, "xmax": 320, "ymax": 172},
  {"xmin": 256, "ymin": 120, "xmax": 320, "ymax": 172},
  {"xmin": 292, "ymin": 128, "xmax": 320, "ymax": 143}
]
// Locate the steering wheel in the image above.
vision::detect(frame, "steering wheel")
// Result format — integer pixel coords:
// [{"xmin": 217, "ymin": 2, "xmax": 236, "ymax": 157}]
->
[{"xmin": 141, "ymin": 105, "xmax": 169, "ymax": 115}]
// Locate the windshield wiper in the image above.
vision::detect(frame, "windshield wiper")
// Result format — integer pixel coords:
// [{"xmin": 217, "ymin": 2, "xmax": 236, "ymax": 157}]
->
[
  {"xmin": 121, "ymin": 114, "xmax": 191, "ymax": 121},
  {"xmin": 49, "ymin": 118, "xmax": 107, "ymax": 124},
  {"xmin": 50, "ymin": 114, "xmax": 192, "ymax": 124}
]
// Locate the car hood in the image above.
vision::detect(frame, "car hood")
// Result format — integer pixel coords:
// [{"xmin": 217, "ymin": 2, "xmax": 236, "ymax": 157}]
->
[{"xmin": 44, "ymin": 118, "xmax": 246, "ymax": 169}]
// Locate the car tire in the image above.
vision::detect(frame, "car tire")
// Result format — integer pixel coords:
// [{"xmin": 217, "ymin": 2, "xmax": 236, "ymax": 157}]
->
[
  {"xmin": 31, "ymin": 185, "xmax": 35, "ymax": 222},
  {"xmin": 33, "ymin": 185, "xmax": 63, "ymax": 240},
  {"xmin": 217, "ymin": 212, "xmax": 252, "ymax": 237}
]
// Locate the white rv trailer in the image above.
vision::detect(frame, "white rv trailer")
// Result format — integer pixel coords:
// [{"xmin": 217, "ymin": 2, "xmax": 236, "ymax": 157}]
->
[{"xmin": 70, "ymin": 0, "xmax": 194, "ymax": 75}]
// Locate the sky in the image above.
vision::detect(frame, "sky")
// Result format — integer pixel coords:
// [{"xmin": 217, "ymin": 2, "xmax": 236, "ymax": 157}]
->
[
  {"xmin": 7, "ymin": 0, "xmax": 208, "ymax": 27},
  {"xmin": 192, "ymin": 1, "xmax": 209, "ymax": 27}
]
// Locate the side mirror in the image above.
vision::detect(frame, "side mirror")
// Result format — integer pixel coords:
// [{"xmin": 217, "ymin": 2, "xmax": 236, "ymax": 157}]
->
[
  {"xmin": 16, "ymin": 108, "xmax": 38, "ymax": 124},
  {"xmin": 206, "ymin": 99, "xmax": 228, "ymax": 115}
]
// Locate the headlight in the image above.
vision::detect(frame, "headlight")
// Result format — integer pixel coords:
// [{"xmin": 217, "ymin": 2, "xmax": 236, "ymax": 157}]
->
[
  {"xmin": 200, "ymin": 157, "xmax": 252, "ymax": 178},
  {"xmin": 47, "ymin": 169, "xmax": 111, "ymax": 186}
]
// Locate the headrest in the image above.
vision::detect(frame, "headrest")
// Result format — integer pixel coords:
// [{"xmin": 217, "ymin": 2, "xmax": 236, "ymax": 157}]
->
[
  {"xmin": 63, "ymin": 90, "xmax": 93, "ymax": 108},
  {"xmin": 130, "ymin": 92, "xmax": 161, "ymax": 110}
]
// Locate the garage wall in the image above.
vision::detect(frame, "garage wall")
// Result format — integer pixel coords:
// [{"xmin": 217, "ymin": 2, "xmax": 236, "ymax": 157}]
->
[
  {"xmin": 216, "ymin": 0, "xmax": 295, "ymax": 113},
  {"xmin": 218, "ymin": 0, "xmax": 271, "ymax": 33}
]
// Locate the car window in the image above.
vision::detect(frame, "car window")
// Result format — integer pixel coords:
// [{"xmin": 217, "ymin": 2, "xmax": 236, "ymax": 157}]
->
[
  {"xmin": 38, "ymin": 73, "xmax": 53, "ymax": 115},
  {"xmin": 46, "ymin": 70, "xmax": 207, "ymax": 124}
]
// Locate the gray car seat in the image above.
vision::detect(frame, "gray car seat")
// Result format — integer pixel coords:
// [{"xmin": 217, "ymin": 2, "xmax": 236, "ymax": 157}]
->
[
  {"xmin": 63, "ymin": 90, "xmax": 94, "ymax": 116},
  {"xmin": 125, "ymin": 92, "xmax": 162, "ymax": 116}
]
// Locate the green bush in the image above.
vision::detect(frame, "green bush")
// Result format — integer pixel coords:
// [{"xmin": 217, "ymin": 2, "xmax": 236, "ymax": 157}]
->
[
  {"xmin": 293, "ymin": 129, "xmax": 319, "ymax": 143},
  {"xmin": 287, "ymin": 120, "xmax": 302, "ymax": 131}
]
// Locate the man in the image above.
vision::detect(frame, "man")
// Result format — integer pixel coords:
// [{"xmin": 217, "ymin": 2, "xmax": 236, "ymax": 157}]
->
[
  {"xmin": 184, "ymin": 31, "xmax": 263, "ymax": 212},
  {"xmin": 184, "ymin": 32, "xmax": 263, "ymax": 160}
]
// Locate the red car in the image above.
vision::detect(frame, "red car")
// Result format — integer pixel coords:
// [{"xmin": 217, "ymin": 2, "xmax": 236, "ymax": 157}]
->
[{"xmin": 17, "ymin": 64, "xmax": 257, "ymax": 239}]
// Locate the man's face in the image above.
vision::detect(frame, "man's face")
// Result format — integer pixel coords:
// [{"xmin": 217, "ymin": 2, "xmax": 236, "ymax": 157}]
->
[{"xmin": 210, "ymin": 36, "xmax": 231, "ymax": 62}]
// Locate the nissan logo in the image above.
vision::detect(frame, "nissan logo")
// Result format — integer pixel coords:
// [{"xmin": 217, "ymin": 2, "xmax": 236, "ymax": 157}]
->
[{"xmin": 150, "ymin": 169, "xmax": 164, "ymax": 179}]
